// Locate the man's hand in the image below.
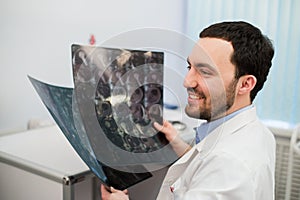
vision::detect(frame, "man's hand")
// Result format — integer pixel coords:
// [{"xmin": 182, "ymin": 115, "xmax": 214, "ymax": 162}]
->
[
  {"xmin": 153, "ymin": 120, "xmax": 178, "ymax": 142},
  {"xmin": 153, "ymin": 120, "xmax": 191, "ymax": 157},
  {"xmin": 101, "ymin": 185, "xmax": 129, "ymax": 200}
]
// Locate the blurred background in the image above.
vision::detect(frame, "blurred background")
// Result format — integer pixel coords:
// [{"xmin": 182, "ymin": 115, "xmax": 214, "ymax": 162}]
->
[{"xmin": 1, "ymin": 0, "xmax": 299, "ymax": 134}]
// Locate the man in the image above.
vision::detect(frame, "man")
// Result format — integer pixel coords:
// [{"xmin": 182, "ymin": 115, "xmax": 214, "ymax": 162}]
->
[{"xmin": 101, "ymin": 21, "xmax": 276, "ymax": 200}]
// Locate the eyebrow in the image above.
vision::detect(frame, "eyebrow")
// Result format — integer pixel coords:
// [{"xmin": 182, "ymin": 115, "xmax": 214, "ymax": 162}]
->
[{"xmin": 187, "ymin": 57, "xmax": 218, "ymax": 73}]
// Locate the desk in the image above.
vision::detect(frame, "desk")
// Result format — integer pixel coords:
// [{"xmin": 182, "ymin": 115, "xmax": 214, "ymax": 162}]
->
[
  {"xmin": 0, "ymin": 110, "xmax": 198, "ymax": 200},
  {"xmin": 0, "ymin": 125, "xmax": 98, "ymax": 200}
]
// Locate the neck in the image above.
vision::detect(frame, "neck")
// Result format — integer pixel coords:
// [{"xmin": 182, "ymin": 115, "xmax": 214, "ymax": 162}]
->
[{"xmin": 209, "ymin": 102, "xmax": 252, "ymax": 122}]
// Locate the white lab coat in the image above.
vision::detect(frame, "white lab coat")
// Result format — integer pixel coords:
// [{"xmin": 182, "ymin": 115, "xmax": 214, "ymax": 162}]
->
[{"xmin": 156, "ymin": 107, "xmax": 276, "ymax": 200}]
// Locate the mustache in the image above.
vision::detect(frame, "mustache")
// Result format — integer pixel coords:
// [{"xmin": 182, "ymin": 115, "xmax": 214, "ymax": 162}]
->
[
  {"xmin": 187, "ymin": 87, "xmax": 206, "ymax": 98},
  {"xmin": 187, "ymin": 88, "xmax": 195, "ymax": 93}
]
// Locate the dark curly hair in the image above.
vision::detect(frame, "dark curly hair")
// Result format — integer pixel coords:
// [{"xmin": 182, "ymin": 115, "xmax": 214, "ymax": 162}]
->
[{"xmin": 200, "ymin": 21, "xmax": 274, "ymax": 102}]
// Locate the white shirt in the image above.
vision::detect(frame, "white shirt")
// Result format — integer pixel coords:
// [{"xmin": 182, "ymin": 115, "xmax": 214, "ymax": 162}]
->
[{"xmin": 156, "ymin": 107, "xmax": 276, "ymax": 200}]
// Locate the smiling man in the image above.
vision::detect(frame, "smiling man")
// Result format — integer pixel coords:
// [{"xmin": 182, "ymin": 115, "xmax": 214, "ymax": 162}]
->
[{"xmin": 101, "ymin": 21, "xmax": 276, "ymax": 200}]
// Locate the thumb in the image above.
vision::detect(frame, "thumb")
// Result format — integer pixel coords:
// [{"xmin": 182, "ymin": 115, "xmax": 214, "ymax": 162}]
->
[
  {"xmin": 110, "ymin": 187, "xmax": 118, "ymax": 193},
  {"xmin": 153, "ymin": 121, "xmax": 163, "ymax": 131}
]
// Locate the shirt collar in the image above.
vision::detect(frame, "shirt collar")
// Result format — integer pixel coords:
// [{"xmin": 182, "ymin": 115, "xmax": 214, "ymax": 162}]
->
[{"xmin": 195, "ymin": 105, "xmax": 253, "ymax": 144}]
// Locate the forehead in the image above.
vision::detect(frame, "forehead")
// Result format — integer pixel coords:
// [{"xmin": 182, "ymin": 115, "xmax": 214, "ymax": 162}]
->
[{"xmin": 188, "ymin": 38, "xmax": 234, "ymax": 73}]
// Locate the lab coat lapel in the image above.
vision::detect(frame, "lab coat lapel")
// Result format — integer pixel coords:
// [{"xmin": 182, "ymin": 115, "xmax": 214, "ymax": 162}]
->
[{"xmin": 156, "ymin": 146, "xmax": 199, "ymax": 199}]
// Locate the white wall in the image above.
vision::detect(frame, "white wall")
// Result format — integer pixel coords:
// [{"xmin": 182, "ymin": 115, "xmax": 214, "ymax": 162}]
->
[{"xmin": 0, "ymin": 0, "xmax": 190, "ymax": 133}]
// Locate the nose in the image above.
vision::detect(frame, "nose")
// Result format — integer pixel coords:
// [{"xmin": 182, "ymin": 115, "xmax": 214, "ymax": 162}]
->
[{"xmin": 183, "ymin": 67, "xmax": 198, "ymax": 89}]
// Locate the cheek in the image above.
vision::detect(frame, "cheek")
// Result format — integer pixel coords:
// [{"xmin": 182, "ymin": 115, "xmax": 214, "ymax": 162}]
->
[{"xmin": 204, "ymin": 78, "xmax": 226, "ymax": 97}]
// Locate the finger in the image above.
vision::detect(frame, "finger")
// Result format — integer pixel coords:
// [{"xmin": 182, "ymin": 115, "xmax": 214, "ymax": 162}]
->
[
  {"xmin": 153, "ymin": 121, "xmax": 164, "ymax": 131},
  {"xmin": 110, "ymin": 187, "xmax": 118, "ymax": 193},
  {"xmin": 110, "ymin": 187, "xmax": 125, "ymax": 194},
  {"xmin": 101, "ymin": 184, "xmax": 111, "ymax": 192},
  {"xmin": 163, "ymin": 119, "xmax": 173, "ymax": 127},
  {"xmin": 100, "ymin": 184, "xmax": 107, "ymax": 192},
  {"xmin": 100, "ymin": 185, "xmax": 111, "ymax": 199}
]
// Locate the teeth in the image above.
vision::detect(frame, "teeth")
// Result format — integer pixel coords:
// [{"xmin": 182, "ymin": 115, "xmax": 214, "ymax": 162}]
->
[{"xmin": 189, "ymin": 94, "xmax": 201, "ymax": 99}]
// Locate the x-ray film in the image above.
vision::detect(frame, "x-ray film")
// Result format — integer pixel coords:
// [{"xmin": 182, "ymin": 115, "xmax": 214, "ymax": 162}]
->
[
  {"xmin": 28, "ymin": 76, "xmax": 152, "ymax": 190},
  {"xmin": 28, "ymin": 44, "xmax": 178, "ymax": 190},
  {"xmin": 71, "ymin": 45, "xmax": 177, "ymax": 169}
]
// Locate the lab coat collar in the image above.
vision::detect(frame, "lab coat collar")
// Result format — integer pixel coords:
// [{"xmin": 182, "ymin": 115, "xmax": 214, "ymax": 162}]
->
[{"xmin": 195, "ymin": 106, "xmax": 258, "ymax": 155}]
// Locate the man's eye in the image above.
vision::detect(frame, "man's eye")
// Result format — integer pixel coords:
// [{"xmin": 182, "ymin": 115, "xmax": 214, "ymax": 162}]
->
[
  {"xmin": 187, "ymin": 65, "xmax": 191, "ymax": 70},
  {"xmin": 199, "ymin": 69, "xmax": 212, "ymax": 76}
]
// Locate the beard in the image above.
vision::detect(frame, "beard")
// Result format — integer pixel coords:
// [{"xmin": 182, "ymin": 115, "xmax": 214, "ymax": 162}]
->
[{"xmin": 185, "ymin": 78, "xmax": 238, "ymax": 121}]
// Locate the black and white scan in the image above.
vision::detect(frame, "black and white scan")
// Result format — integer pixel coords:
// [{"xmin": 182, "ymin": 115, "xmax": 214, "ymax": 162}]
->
[{"xmin": 72, "ymin": 44, "xmax": 169, "ymax": 153}]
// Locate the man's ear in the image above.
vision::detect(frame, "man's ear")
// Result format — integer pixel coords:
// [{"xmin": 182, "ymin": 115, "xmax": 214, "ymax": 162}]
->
[{"xmin": 237, "ymin": 75, "xmax": 257, "ymax": 95}]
